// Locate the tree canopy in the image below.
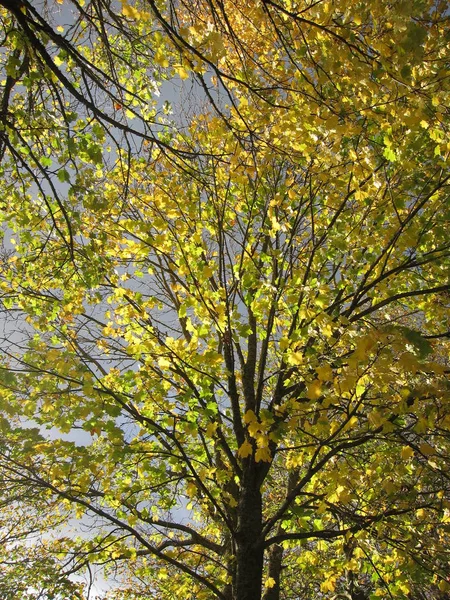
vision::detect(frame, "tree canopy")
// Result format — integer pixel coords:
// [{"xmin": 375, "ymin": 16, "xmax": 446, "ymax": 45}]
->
[{"xmin": 0, "ymin": 1, "xmax": 449, "ymax": 599}]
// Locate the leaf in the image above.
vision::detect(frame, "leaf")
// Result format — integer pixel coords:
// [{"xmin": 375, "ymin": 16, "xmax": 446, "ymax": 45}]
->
[
  {"xmin": 175, "ymin": 65, "xmax": 190, "ymax": 80},
  {"xmin": 306, "ymin": 380, "xmax": 322, "ymax": 400},
  {"xmin": 57, "ymin": 169, "xmax": 70, "ymax": 183},
  {"xmin": 205, "ymin": 422, "xmax": 218, "ymax": 437},
  {"xmin": 287, "ymin": 351, "xmax": 303, "ymax": 365},
  {"xmin": 398, "ymin": 352, "xmax": 419, "ymax": 374},
  {"xmin": 122, "ymin": 3, "xmax": 140, "ymax": 19},
  {"xmin": 237, "ymin": 439, "xmax": 253, "ymax": 459},
  {"xmin": 401, "ymin": 446, "xmax": 414, "ymax": 460},
  {"xmin": 202, "ymin": 265, "xmax": 214, "ymax": 278},
  {"xmin": 398, "ymin": 326, "xmax": 433, "ymax": 358},
  {"xmin": 247, "ymin": 421, "xmax": 261, "ymax": 436},
  {"xmin": 41, "ymin": 156, "xmax": 52, "ymax": 168},
  {"xmin": 316, "ymin": 364, "xmax": 333, "ymax": 381},
  {"xmin": 321, "ymin": 576, "xmax": 336, "ymax": 592},
  {"xmin": 279, "ymin": 337, "xmax": 289, "ymax": 350},
  {"xmin": 158, "ymin": 357, "xmax": 171, "ymax": 369},
  {"xmin": 1, "ymin": 1, "xmax": 449, "ymax": 596},
  {"xmin": 154, "ymin": 49, "xmax": 169, "ymax": 68},
  {"xmin": 419, "ymin": 443, "xmax": 434, "ymax": 457},
  {"xmin": 243, "ymin": 410, "xmax": 257, "ymax": 424},
  {"xmin": 383, "ymin": 146, "xmax": 396, "ymax": 162},
  {"xmin": 255, "ymin": 447, "xmax": 271, "ymax": 463}
]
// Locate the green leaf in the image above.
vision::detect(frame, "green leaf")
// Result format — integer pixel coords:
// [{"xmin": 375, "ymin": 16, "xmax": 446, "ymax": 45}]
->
[
  {"xmin": 383, "ymin": 146, "xmax": 396, "ymax": 162},
  {"xmin": 399, "ymin": 326, "xmax": 433, "ymax": 359},
  {"xmin": 57, "ymin": 169, "xmax": 71, "ymax": 183},
  {"xmin": 41, "ymin": 156, "xmax": 52, "ymax": 168}
]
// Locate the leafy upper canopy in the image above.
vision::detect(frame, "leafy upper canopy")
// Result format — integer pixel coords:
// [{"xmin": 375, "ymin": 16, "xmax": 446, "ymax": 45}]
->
[{"xmin": 0, "ymin": 0, "xmax": 449, "ymax": 599}]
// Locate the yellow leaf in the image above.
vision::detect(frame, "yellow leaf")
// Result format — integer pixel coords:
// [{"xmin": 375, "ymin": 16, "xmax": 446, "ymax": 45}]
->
[
  {"xmin": 279, "ymin": 337, "xmax": 289, "ymax": 350},
  {"xmin": 243, "ymin": 409, "xmax": 257, "ymax": 424},
  {"xmin": 353, "ymin": 334, "xmax": 375, "ymax": 359},
  {"xmin": 419, "ymin": 442, "xmax": 434, "ymax": 456},
  {"xmin": 336, "ymin": 485, "xmax": 352, "ymax": 503},
  {"xmin": 370, "ymin": 412, "xmax": 384, "ymax": 428},
  {"xmin": 138, "ymin": 10, "xmax": 151, "ymax": 21},
  {"xmin": 321, "ymin": 576, "xmax": 336, "ymax": 592},
  {"xmin": 287, "ymin": 351, "xmax": 303, "ymax": 365},
  {"xmin": 227, "ymin": 495, "xmax": 238, "ymax": 508},
  {"xmin": 330, "ymin": 420, "xmax": 340, "ymax": 435},
  {"xmin": 207, "ymin": 31, "xmax": 224, "ymax": 59},
  {"xmin": 414, "ymin": 417, "xmax": 428, "ymax": 433},
  {"xmin": 47, "ymin": 348, "xmax": 60, "ymax": 362},
  {"xmin": 202, "ymin": 265, "xmax": 214, "ymax": 278},
  {"xmin": 238, "ymin": 439, "xmax": 253, "ymax": 459},
  {"xmin": 122, "ymin": 3, "xmax": 140, "ymax": 19},
  {"xmin": 175, "ymin": 65, "xmax": 190, "ymax": 80},
  {"xmin": 127, "ymin": 513, "xmax": 138, "ymax": 526},
  {"xmin": 399, "ymin": 352, "xmax": 419, "ymax": 373},
  {"xmin": 102, "ymin": 322, "xmax": 116, "ymax": 337},
  {"xmin": 154, "ymin": 50, "xmax": 169, "ymax": 68},
  {"xmin": 316, "ymin": 364, "xmax": 333, "ymax": 381},
  {"xmin": 206, "ymin": 422, "xmax": 218, "ymax": 437},
  {"xmin": 42, "ymin": 399, "xmax": 54, "ymax": 413},
  {"xmin": 82, "ymin": 381, "xmax": 94, "ymax": 395},
  {"xmin": 306, "ymin": 379, "xmax": 322, "ymax": 400},
  {"xmin": 247, "ymin": 421, "xmax": 261, "ymax": 436},
  {"xmin": 186, "ymin": 481, "xmax": 197, "ymax": 497},
  {"xmin": 383, "ymin": 479, "xmax": 395, "ymax": 494},
  {"xmin": 425, "ymin": 361, "xmax": 445, "ymax": 375},
  {"xmin": 265, "ymin": 577, "xmax": 276, "ymax": 589},
  {"xmin": 346, "ymin": 415, "xmax": 358, "ymax": 429},
  {"xmin": 270, "ymin": 216, "xmax": 281, "ymax": 232},
  {"xmin": 255, "ymin": 433, "xmax": 269, "ymax": 448},
  {"xmin": 255, "ymin": 447, "xmax": 272, "ymax": 462},
  {"xmin": 401, "ymin": 446, "xmax": 414, "ymax": 460}
]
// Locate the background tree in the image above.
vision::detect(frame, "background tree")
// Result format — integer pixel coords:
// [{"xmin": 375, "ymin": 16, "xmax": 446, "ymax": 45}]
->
[
  {"xmin": 0, "ymin": 1, "xmax": 450, "ymax": 599},
  {"xmin": 0, "ymin": 427, "xmax": 88, "ymax": 599}
]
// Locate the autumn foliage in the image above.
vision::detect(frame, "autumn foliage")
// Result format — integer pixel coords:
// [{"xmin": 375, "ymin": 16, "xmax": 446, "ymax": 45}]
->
[{"xmin": 0, "ymin": 1, "xmax": 449, "ymax": 599}]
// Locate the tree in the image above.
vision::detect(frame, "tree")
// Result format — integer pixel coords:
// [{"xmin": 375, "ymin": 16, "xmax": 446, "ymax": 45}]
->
[
  {"xmin": 0, "ymin": 427, "xmax": 87, "ymax": 600},
  {"xmin": 0, "ymin": 0, "xmax": 450, "ymax": 599}
]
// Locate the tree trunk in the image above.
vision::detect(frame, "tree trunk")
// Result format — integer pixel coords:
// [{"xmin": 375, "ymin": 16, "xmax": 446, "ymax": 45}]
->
[
  {"xmin": 261, "ymin": 543, "xmax": 283, "ymax": 600},
  {"xmin": 261, "ymin": 469, "xmax": 298, "ymax": 600},
  {"xmin": 234, "ymin": 469, "xmax": 264, "ymax": 600}
]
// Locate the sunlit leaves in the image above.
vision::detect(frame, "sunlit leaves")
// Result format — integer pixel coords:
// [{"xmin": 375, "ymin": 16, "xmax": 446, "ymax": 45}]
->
[
  {"xmin": 0, "ymin": 0, "xmax": 449, "ymax": 598},
  {"xmin": 238, "ymin": 440, "xmax": 253, "ymax": 459}
]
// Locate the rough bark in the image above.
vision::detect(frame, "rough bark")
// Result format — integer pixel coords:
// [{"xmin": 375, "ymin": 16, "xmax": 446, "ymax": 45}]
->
[
  {"xmin": 234, "ymin": 466, "xmax": 264, "ymax": 600},
  {"xmin": 262, "ymin": 469, "xmax": 300, "ymax": 600},
  {"xmin": 261, "ymin": 543, "xmax": 283, "ymax": 600}
]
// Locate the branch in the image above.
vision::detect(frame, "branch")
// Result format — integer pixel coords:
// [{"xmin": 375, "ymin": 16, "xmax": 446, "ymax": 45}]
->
[{"xmin": 350, "ymin": 284, "xmax": 450, "ymax": 322}]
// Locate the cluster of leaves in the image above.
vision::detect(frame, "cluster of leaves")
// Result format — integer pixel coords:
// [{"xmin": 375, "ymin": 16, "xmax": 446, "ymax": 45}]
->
[{"xmin": 0, "ymin": 0, "xmax": 449, "ymax": 599}]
